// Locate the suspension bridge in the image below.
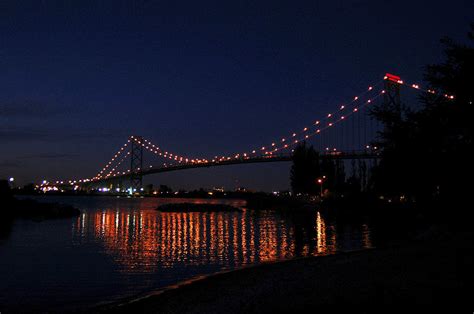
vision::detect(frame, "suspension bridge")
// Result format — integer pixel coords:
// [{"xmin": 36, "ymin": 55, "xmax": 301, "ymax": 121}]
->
[{"xmin": 40, "ymin": 74, "xmax": 454, "ymax": 193}]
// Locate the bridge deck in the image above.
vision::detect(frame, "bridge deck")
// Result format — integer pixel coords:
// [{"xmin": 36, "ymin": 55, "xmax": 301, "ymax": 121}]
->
[{"xmin": 69, "ymin": 152, "xmax": 379, "ymax": 187}]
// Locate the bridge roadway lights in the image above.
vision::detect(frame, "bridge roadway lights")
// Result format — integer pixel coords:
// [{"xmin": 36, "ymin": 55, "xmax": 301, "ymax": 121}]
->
[{"xmin": 73, "ymin": 151, "xmax": 381, "ymax": 189}]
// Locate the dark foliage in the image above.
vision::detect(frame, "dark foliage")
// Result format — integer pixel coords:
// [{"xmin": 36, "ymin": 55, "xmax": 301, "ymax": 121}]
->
[
  {"xmin": 159, "ymin": 184, "xmax": 173, "ymax": 194},
  {"xmin": 370, "ymin": 25, "xmax": 474, "ymax": 206},
  {"xmin": 1, "ymin": 178, "xmax": 80, "ymax": 221},
  {"xmin": 0, "ymin": 179, "xmax": 13, "ymax": 200},
  {"xmin": 291, "ymin": 144, "xmax": 363, "ymax": 197},
  {"xmin": 290, "ymin": 142, "xmax": 320, "ymax": 195}
]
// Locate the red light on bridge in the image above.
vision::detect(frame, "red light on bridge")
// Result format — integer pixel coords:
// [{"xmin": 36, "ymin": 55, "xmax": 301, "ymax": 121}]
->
[{"xmin": 384, "ymin": 73, "xmax": 401, "ymax": 83}]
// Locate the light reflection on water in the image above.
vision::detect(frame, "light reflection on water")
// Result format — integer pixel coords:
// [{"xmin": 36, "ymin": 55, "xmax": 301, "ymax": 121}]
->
[{"xmin": 1, "ymin": 196, "xmax": 372, "ymax": 312}]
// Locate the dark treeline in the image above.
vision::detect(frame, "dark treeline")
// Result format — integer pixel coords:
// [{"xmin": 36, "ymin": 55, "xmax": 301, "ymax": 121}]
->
[
  {"xmin": 291, "ymin": 26, "xmax": 473, "ymax": 219},
  {"xmin": 371, "ymin": 27, "xmax": 473, "ymax": 207},
  {"xmin": 290, "ymin": 143, "xmax": 365, "ymax": 197},
  {"xmin": 0, "ymin": 179, "xmax": 79, "ymax": 239}
]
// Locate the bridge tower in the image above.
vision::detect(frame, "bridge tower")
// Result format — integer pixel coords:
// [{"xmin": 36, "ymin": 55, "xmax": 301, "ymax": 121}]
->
[
  {"xmin": 130, "ymin": 136, "xmax": 143, "ymax": 193},
  {"xmin": 383, "ymin": 73, "xmax": 402, "ymax": 116}
]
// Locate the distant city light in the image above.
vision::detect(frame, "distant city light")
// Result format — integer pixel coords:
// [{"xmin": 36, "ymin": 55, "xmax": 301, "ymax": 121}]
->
[{"xmin": 9, "ymin": 177, "xmax": 14, "ymax": 182}]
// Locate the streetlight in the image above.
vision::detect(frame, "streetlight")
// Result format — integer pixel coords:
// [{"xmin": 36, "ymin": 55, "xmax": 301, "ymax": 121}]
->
[
  {"xmin": 317, "ymin": 177, "xmax": 324, "ymax": 198},
  {"xmin": 8, "ymin": 177, "xmax": 15, "ymax": 189}
]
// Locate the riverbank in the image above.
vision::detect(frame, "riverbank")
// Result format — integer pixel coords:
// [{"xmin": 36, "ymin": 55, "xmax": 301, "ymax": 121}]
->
[
  {"xmin": 102, "ymin": 227, "xmax": 472, "ymax": 312},
  {"xmin": 1, "ymin": 181, "xmax": 80, "ymax": 220},
  {"xmin": 1, "ymin": 181, "xmax": 80, "ymax": 241}
]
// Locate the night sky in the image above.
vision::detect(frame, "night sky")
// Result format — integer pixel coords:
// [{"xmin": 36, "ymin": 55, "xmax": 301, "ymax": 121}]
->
[{"xmin": 1, "ymin": 1, "xmax": 472, "ymax": 191}]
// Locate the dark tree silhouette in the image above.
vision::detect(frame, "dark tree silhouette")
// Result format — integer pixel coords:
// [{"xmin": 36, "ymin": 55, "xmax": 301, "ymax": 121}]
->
[
  {"xmin": 371, "ymin": 25, "xmax": 474, "ymax": 205},
  {"xmin": 419, "ymin": 28, "xmax": 474, "ymax": 203},
  {"xmin": 0, "ymin": 180, "xmax": 13, "ymax": 201},
  {"xmin": 319, "ymin": 158, "xmax": 335, "ymax": 190},
  {"xmin": 334, "ymin": 159, "xmax": 346, "ymax": 190},
  {"xmin": 290, "ymin": 142, "xmax": 320, "ymax": 195},
  {"xmin": 0, "ymin": 180, "xmax": 14, "ymax": 239},
  {"xmin": 145, "ymin": 184, "xmax": 154, "ymax": 194},
  {"xmin": 159, "ymin": 184, "xmax": 173, "ymax": 194}
]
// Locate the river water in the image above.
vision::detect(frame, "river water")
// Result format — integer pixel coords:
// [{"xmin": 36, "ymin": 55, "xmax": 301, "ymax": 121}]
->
[{"xmin": 0, "ymin": 196, "xmax": 373, "ymax": 312}]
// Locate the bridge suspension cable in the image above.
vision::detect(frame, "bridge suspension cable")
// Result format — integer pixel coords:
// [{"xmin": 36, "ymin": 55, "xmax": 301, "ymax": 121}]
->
[
  {"xmin": 104, "ymin": 151, "xmax": 131, "ymax": 179},
  {"xmin": 384, "ymin": 74, "xmax": 455, "ymax": 100},
  {"xmin": 41, "ymin": 73, "xmax": 459, "ymax": 188},
  {"xmin": 266, "ymin": 90, "xmax": 386, "ymax": 155},
  {"xmin": 222, "ymin": 81, "xmax": 384, "ymax": 160},
  {"xmin": 94, "ymin": 140, "xmax": 131, "ymax": 180},
  {"xmin": 139, "ymin": 137, "xmax": 207, "ymax": 164}
]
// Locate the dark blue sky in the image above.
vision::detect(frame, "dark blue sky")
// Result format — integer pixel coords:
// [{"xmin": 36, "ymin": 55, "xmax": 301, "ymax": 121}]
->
[{"xmin": 1, "ymin": 0, "xmax": 472, "ymax": 191}]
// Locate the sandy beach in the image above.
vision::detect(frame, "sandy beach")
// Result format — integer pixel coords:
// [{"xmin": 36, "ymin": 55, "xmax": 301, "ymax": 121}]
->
[{"xmin": 101, "ymin": 228, "xmax": 472, "ymax": 312}]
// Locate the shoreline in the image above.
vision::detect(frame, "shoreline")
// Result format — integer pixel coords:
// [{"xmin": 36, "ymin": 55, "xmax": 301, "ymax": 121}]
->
[
  {"xmin": 95, "ymin": 250, "xmax": 352, "ymax": 311},
  {"xmin": 97, "ymin": 228, "xmax": 471, "ymax": 312}
]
